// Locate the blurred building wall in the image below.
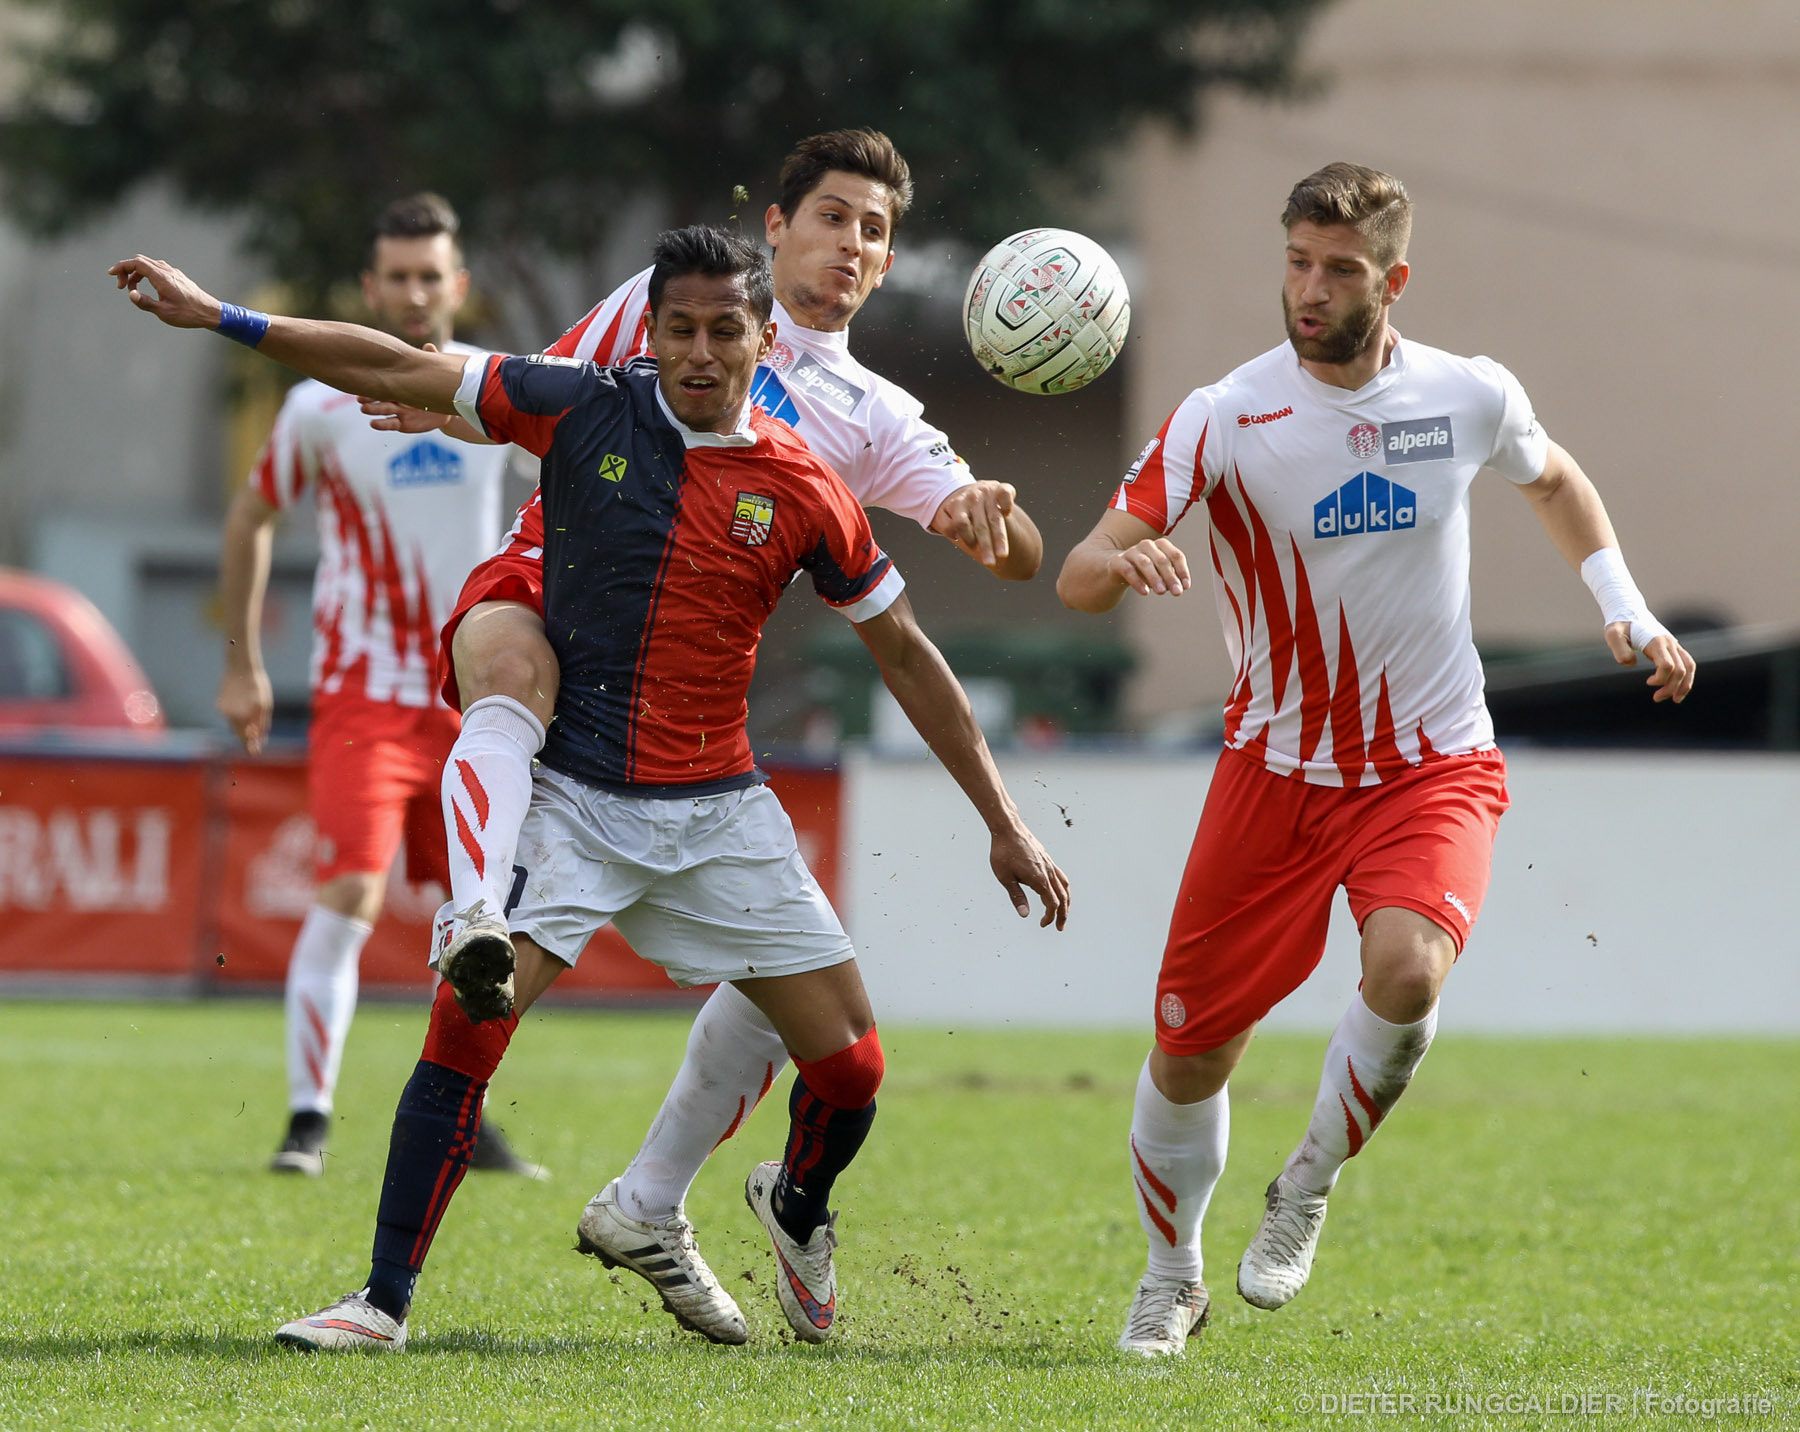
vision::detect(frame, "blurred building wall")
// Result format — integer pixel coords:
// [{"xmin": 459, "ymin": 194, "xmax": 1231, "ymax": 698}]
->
[
  {"xmin": 1124, "ymin": 0, "xmax": 1800, "ymax": 723},
  {"xmin": 846, "ymin": 748, "xmax": 1800, "ymax": 1034}
]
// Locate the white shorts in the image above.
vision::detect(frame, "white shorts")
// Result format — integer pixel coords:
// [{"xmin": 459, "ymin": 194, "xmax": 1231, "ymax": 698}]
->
[{"xmin": 509, "ymin": 769, "xmax": 855, "ymax": 987}]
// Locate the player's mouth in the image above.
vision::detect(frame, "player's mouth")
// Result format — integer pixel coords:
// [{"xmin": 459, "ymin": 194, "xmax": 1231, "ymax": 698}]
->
[
  {"xmin": 679, "ymin": 375, "xmax": 718, "ymax": 394},
  {"xmin": 1294, "ymin": 315, "xmax": 1328, "ymax": 338},
  {"xmin": 825, "ymin": 264, "xmax": 857, "ymax": 286}
]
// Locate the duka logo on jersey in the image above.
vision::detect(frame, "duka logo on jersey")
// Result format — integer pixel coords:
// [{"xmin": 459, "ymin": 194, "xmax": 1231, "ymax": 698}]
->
[
  {"xmin": 730, "ymin": 492, "xmax": 776, "ymax": 546},
  {"xmin": 1381, "ymin": 417, "xmax": 1454, "ymax": 464},
  {"xmin": 388, "ymin": 440, "xmax": 464, "ymax": 489},
  {"xmin": 1314, "ymin": 472, "xmax": 1416, "ymax": 539}
]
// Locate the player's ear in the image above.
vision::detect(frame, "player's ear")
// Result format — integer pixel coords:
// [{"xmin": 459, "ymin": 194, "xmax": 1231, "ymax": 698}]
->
[
  {"xmin": 1384, "ymin": 261, "xmax": 1410, "ymax": 305},
  {"xmin": 758, "ymin": 320, "xmax": 776, "ymax": 359},
  {"xmin": 764, "ymin": 204, "xmax": 786, "ymax": 248},
  {"xmin": 359, "ymin": 269, "xmax": 379, "ymax": 312},
  {"xmin": 642, "ymin": 308, "xmax": 658, "ymax": 356},
  {"xmin": 873, "ymin": 247, "xmax": 895, "ymax": 288},
  {"xmin": 450, "ymin": 268, "xmax": 472, "ymax": 310}
]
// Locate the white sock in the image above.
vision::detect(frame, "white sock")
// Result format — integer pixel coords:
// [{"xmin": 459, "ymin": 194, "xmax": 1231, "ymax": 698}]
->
[
  {"xmin": 443, "ymin": 695, "xmax": 545, "ymax": 923},
  {"xmin": 616, "ymin": 983, "xmax": 789, "ymax": 1223},
  {"xmin": 1284, "ymin": 996, "xmax": 1438, "ymax": 1197},
  {"xmin": 1129, "ymin": 1058, "xmax": 1229, "ymax": 1283},
  {"xmin": 284, "ymin": 904, "xmax": 372, "ymax": 1114}
]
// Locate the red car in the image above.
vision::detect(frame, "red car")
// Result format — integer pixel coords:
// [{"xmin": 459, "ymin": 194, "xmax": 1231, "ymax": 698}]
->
[{"xmin": 0, "ymin": 568, "xmax": 164, "ymax": 734}]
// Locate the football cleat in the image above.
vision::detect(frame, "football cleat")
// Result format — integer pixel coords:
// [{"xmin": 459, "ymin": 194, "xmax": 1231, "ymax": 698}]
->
[
  {"xmin": 470, "ymin": 1120, "xmax": 550, "ymax": 1181},
  {"xmin": 435, "ymin": 901, "xmax": 516, "ymax": 1024},
  {"xmin": 575, "ymin": 1178, "xmax": 747, "ymax": 1344},
  {"xmin": 274, "ymin": 1289, "xmax": 407, "ymax": 1352},
  {"xmin": 268, "ymin": 1110, "xmax": 327, "ymax": 1177},
  {"xmin": 1237, "ymin": 1175, "xmax": 1330, "ymax": 1310},
  {"xmin": 745, "ymin": 1160, "xmax": 837, "ymax": 1344},
  {"xmin": 1118, "ymin": 1273, "xmax": 1210, "ymax": 1356}
]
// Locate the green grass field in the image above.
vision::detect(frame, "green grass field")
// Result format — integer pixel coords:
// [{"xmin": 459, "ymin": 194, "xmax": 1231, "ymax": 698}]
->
[{"xmin": 0, "ymin": 1001, "xmax": 1793, "ymax": 1430}]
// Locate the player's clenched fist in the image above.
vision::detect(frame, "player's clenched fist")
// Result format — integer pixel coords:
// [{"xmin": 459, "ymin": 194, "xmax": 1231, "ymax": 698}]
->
[
  {"xmin": 1603, "ymin": 625, "xmax": 1697, "ymax": 704},
  {"xmin": 931, "ymin": 480, "xmax": 1016, "ymax": 567}
]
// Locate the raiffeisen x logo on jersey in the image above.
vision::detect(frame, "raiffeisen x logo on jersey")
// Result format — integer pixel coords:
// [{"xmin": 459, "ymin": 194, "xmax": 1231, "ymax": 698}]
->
[
  {"xmin": 1314, "ymin": 472, "xmax": 1417, "ymax": 539},
  {"xmin": 388, "ymin": 440, "xmax": 464, "ymax": 488},
  {"xmin": 598, "ymin": 454, "xmax": 627, "ymax": 483},
  {"xmin": 748, "ymin": 365, "xmax": 801, "ymax": 426},
  {"xmin": 730, "ymin": 492, "xmax": 776, "ymax": 546}
]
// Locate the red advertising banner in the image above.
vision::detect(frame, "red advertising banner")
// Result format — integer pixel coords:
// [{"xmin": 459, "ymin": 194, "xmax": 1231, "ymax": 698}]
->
[
  {"xmin": 0, "ymin": 752, "xmax": 212, "ymax": 978},
  {"xmin": 0, "ymin": 744, "xmax": 840, "ymax": 1002}
]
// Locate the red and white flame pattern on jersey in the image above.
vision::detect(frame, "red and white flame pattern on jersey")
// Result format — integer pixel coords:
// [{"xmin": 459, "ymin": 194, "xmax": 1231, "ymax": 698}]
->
[
  {"xmin": 251, "ymin": 375, "xmax": 508, "ymax": 708},
  {"xmin": 1115, "ymin": 338, "xmax": 1548, "ymax": 787}
]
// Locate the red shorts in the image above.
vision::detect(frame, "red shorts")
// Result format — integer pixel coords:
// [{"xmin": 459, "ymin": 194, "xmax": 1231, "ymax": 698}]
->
[
  {"xmin": 307, "ymin": 695, "xmax": 460, "ymax": 885},
  {"xmin": 1154, "ymin": 745, "xmax": 1510, "ymax": 1055},
  {"xmin": 437, "ymin": 550, "xmax": 545, "ymax": 710}
]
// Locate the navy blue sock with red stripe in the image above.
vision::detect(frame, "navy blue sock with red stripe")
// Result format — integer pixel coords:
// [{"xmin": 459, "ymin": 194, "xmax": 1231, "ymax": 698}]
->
[
  {"xmin": 365, "ymin": 1059, "xmax": 485, "ymax": 1320},
  {"xmin": 363, "ymin": 981, "xmax": 517, "ymax": 1321},
  {"xmin": 771, "ymin": 1075, "xmax": 876, "ymax": 1242}
]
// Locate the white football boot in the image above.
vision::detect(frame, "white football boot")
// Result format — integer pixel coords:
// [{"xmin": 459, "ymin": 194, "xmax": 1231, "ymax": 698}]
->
[
  {"xmin": 274, "ymin": 1290, "xmax": 407, "ymax": 1352},
  {"xmin": 744, "ymin": 1160, "xmax": 837, "ymax": 1343},
  {"xmin": 1237, "ymin": 1175, "xmax": 1329, "ymax": 1310},
  {"xmin": 575, "ymin": 1178, "xmax": 747, "ymax": 1344},
  {"xmin": 433, "ymin": 901, "xmax": 516, "ymax": 1023},
  {"xmin": 1117, "ymin": 1274, "xmax": 1210, "ymax": 1356}
]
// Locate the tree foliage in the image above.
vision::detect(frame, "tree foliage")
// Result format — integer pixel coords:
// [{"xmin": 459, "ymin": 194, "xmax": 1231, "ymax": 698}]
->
[{"xmin": 1, "ymin": 0, "xmax": 1327, "ymax": 306}]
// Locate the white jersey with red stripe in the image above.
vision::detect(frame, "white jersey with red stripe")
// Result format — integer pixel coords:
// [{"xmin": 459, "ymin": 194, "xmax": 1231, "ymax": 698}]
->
[
  {"xmin": 488, "ymin": 266, "xmax": 975, "ymax": 562},
  {"xmin": 252, "ymin": 341, "xmax": 511, "ymax": 707},
  {"xmin": 1115, "ymin": 334, "xmax": 1549, "ymax": 786}
]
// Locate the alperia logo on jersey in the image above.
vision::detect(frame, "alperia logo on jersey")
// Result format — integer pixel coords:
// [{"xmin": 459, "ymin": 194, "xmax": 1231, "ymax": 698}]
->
[
  {"xmin": 729, "ymin": 492, "xmax": 776, "ymax": 546},
  {"xmin": 1382, "ymin": 417, "xmax": 1454, "ymax": 464},
  {"xmin": 598, "ymin": 454, "xmax": 627, "ymax": 483},
  {"xmin": 1314, "ymin": 472, "xmax": 1416, "ymax": 539},
  {"xmin": 388, "ymin": 440, "xmax": 464, "ymax": 488},
  {"xmin": 789, "ymin": 356, "xmax": 864, "ymax": 414}
]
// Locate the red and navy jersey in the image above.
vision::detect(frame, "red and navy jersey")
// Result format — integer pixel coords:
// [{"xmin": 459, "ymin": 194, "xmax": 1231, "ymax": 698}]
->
[{"xmin": 454, "ymin": 354, "xmax": 904, "ymax": 794}]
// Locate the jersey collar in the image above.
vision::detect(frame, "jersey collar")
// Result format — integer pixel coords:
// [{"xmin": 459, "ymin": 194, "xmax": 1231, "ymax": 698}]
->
[
  {"xmin": 1291, "ymin": 330, "xmax": 1411, "ymax": 407},
  {"xmin": 771, "ymin": 297, "xmax": 851, "ymax": 359},
  {"xmin": 653, "ymin": 382, "xmax": 759, "ymax": 449}
]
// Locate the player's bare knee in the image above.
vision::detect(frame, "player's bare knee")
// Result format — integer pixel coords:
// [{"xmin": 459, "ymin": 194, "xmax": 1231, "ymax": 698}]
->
[
  {"xmin": 1150, "ymin": 1040, "xmax": 1242, "ymax": 1104},
  {"xmin": 315, "ymin": 871, "xmax": 384, "ymax": 924},
  {"xmin": 453, "ymin": 608, "xmax": 559, "ymax": 718},
  {"xmin": 1363, "ymin": 952, "xmax": 1448, "ymax": 1024}
]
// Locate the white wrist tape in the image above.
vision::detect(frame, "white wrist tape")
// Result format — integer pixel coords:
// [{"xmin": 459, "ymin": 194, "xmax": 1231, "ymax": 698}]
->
[{"xmin": 1579, "ymin": 547, "xmax": 1669, "ymax": 653}]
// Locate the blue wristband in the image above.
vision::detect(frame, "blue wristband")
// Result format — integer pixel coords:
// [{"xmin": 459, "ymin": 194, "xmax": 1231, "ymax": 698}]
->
[{"xmin": 216, "ymin": 302, "xmax": 271, "ymax": 348}]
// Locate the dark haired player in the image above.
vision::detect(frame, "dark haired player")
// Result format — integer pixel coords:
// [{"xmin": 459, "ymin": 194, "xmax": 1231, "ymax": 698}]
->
[
  {"xmin": 1059, "ymin": 162, "xmax": 1693, "ymax": 1356},
  {"xmin": 111, "ymin": 223, "xmax": 1069, "ymax": 1352},
  {"xmin": 366, "ymin": 129, "xmax": 1056, "ymax": 1337},
  {"xmin": 214, "ymin": 192, "xmax": 538, "ymax": 1179}
]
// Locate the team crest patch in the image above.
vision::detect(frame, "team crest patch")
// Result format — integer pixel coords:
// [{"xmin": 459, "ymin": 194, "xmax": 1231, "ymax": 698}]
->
[
  {"xmin": 1159, "ymin": 992, "xmax": 1187, "ymax": 1029},
  {"xmin": 767, "ymin": 341, "xmax": 795, "ymax": 371},
  {"xmin": 730, "ymin": 492, "xmax": 776, "ymax": 546},
  {"xmin": 1347, "ymin": 422, "xmax": 1380, "ymax": 460},
  {"xmin": 598, "ymin": 454, "xmax": 627, "ymax": 483}
]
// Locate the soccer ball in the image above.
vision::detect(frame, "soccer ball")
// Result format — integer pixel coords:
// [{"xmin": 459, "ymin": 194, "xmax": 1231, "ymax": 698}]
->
[{"xmin": 962, "ymin": 228, "xmax": 1130, "ymax": 395}]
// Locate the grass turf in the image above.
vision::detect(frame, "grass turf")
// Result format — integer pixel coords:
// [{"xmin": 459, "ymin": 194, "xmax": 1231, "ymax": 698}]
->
[{"xmin": 0, "ymin": 1001, "xmax": 1793, "ymax": 1430}]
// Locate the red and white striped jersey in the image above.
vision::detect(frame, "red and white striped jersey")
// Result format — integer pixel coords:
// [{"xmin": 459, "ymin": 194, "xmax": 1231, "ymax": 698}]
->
[
  {"xmin": 484, "ymin": 267, "xmax": 976, "ymax": 566},
  {"xmin": 1115, "ymin": 335, "xmax": 1549, "ymax": 786},
  {"xmin": 251, "ymin": 343, "xmax": 510, "ymax": 707}
]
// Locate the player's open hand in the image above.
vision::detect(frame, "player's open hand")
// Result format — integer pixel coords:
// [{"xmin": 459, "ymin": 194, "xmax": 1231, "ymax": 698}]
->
[
  {"xmin": 1604, "ymin": 623, "xmax": 1696, "ymax": 703},
  {"xmin": 217, "ymin": 665, "xmax": 274, "ymax": 756},
  {"xmin": 989, "ymin": 823, "xmax": 1071, "ymax": 930},
  {"xmin": 932, "ymin": 481, "xmax": 1015, "ymax": 567},
  {"xmin": 359, "ymin": 396, "xmax": 451, "ymax": 434},
  {"xmin": 108, "ymin": 255, "xmax": 222, "ymax": 330},
  {"xmin": 1111, "ymin": 537, "xmax": 1191, "ymax": 597}
]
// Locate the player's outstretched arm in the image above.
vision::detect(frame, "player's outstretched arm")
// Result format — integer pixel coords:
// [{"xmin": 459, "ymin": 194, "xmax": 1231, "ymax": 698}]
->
[
  {"xmin": 109, "ymin": 255, "xmax": 466, "ymax": 412},
  {"xmin": 1056, "ymin": 508, "xmax": 1191, "ymax": 613},
  {"xmin": 1516, "ymin": 441, "xmax": 1696, "ymax": 704},
  {"xmin": 854, "ymin": 592, "xmax": 1070, "ymax": 929},
  {"xmin": 930, "ymin": 482, "xmax": 1043, "ymax": 580}
]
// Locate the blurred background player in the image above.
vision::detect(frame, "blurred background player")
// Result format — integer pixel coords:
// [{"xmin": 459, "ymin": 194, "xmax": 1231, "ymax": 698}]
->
[
  {"xmin": 1057, "ymin": 162, "xmax": 1696, "ymax": 1357},
  {"xmin": 216, "ymin": 193, "xmax": 542, "ymax": 1179},
  {"xmin": 370, "ymin": 129, "xmax": 1056, "ymax": 1314}
]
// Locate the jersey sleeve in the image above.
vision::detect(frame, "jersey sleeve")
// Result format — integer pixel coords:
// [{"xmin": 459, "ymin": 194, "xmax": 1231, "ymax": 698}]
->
[
  {"xmin": 1477, "ymin": 358, "xmax": 1551, "ymax": 485},
  {"xmin": 544, "ymin": 267, "xmax": 654, "ymax": 364},
  {"xmin": 246, "ymin": 384, "xmax": 321, "ymax": 509},
  {"xmin": 854, "ymin": 389, "xmax": 975, "ymax": 530},
  {"xmin": 454, "ymin": 353, "xmax": 605, "ymax": 459},
  {"xmin": 1111, "ymin": 388, "xmax": 1220, "ymax": 534},
  {"xmin": 798, "ymin": 465, "xmax": 906, "ymax": 622}
]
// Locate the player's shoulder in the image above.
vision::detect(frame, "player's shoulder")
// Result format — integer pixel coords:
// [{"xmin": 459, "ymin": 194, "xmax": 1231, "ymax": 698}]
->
[
  {"xmin": 749, "ymin": 411, "xmax": 857, "ymax": 497},
  {"xmin": 1397, "ymin": 336, "xmax": 1517, "ymax": 391},
  {"xmin": 1167, "ymin": 342, "xmax": 1295, "ymax": 422}
]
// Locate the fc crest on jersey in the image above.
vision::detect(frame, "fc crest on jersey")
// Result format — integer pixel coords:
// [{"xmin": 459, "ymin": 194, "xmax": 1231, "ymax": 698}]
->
[{"xmin": 730, "ymin": 491, "xmax": 776, "ymax": 546}]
